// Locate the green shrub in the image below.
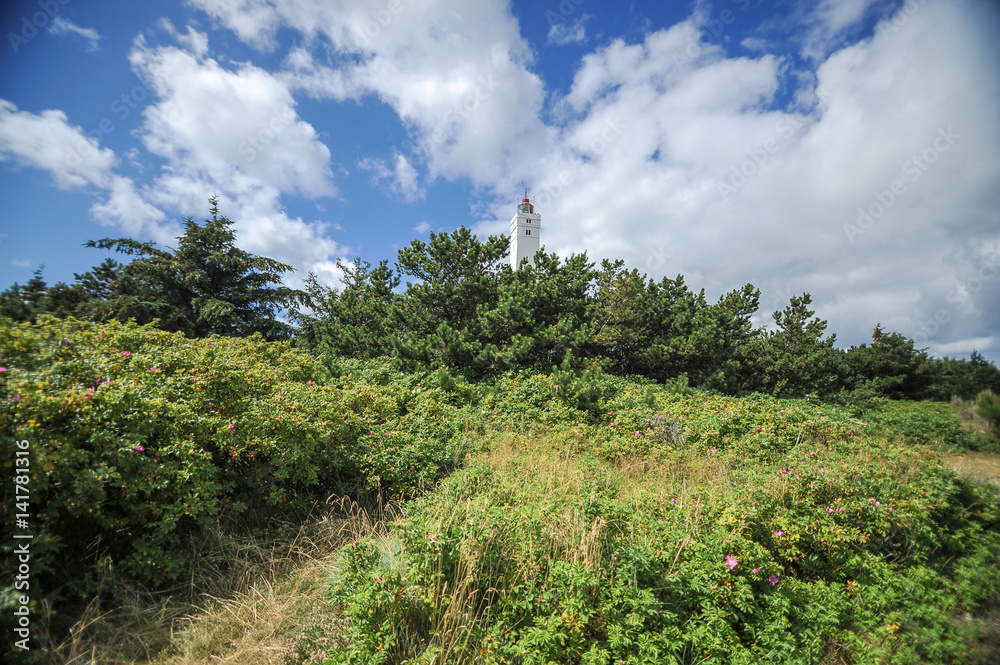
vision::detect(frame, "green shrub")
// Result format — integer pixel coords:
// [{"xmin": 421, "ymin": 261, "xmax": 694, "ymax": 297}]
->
[
  {"xmin": 976, "ymin": 390, "xmax": 1000, "ymax": 434},
  {"xmin": 0, "ymin": 317, "xmax": 466, "ymax": 600},
  {"xmin": 324, "ymin": 421, "xmax": 1000, "ymax": 665}
]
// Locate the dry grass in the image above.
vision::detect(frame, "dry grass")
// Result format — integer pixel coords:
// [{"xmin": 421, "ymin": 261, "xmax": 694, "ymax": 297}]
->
[
  {"xmin": 946, "ymin": 452, "xmax": 1000, "ymax": 489},
  {"xmin": 40, "ymin": 496, "xmax": 403, "ymax": 665},
  {"xmin": 952, "ymin": 395, "xmax": 998, "ymax": 438}
]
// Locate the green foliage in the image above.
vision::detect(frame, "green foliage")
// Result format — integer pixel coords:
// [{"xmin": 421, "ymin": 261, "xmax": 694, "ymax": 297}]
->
[
  {"xmin": 325, "ymin": 409, "xmax": 1000, "ymax": 664},
  {"xmin": 0, "ymin": 318, "xmax": 469, "ymax": 601},
  {"xmin": 976, "ymin": 390, "xmax": 1000, "ymax": 434},
  {"xmin": 742, "ymin": 293, "xmax": 845, "ymax": 398},
  {"xmin": 83, "ymin": 197, "xmax": 306, "ymax": 340},
  {"xmin": 3, "ymin": 315, "xmax": 999, "ymax": 661},
  {"xmin": 844, "ymin": 325, "xmax": 933, "ymax": 399},
  {"xmin": 0, "ymin": 267, "xmax": 96, "ymax": 322},
  {"xmin": 295, "ymin": 257, "xmax": 399, "ymax": 358}
]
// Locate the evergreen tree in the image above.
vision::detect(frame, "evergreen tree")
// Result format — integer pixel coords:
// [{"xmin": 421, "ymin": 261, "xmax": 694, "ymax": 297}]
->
[
  {"xmin": 743, "ymin": 293, "xmax": 845, "ymax": 397},
  {"xmin": 85, "ymin": 197, "xmax": 305, "ymax": 340},
  {"xmin": 390, "ymin": 228, "xmax": 509, "ymax": 374},
  {"xmin": 0, "ymin": 267, "xmax": 92, "ymax": 322},
  {"xmin": 296, "ymin": 257, "xmax": 399, "ymax": 357},
  {"xmin": 844, "ymin": 325, "xmax": 932, "ymax": 399}
]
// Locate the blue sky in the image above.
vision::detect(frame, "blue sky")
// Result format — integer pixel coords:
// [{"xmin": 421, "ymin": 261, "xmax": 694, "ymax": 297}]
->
[{"xmin": 1, "ymin": 0, "xmax": 998, "ymax": 361}]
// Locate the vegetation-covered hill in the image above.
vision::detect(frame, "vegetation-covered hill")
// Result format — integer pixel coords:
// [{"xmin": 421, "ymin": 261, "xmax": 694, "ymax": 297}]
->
[{"xmin": 3, "ymin": 316, "xmax": 1000, "ymax": 664}]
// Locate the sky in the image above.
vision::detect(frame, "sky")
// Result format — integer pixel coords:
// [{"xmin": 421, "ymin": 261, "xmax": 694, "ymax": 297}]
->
[{"xmin": 0, "ymin": 0, "xmax": 998, "ymax": 362}]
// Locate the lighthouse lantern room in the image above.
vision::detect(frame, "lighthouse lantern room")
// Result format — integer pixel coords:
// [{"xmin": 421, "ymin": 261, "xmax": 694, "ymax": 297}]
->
[{"xmin": 510, "ymin": 192, "xmax": 541, "ymax": 269}]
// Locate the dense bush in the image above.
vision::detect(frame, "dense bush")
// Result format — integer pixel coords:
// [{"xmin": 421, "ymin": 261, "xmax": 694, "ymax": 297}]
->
[
  {"xmin": 976, "ymin": 390, "xmax": 1000, "ymax": 435},
  {"xmin": 0, "ymin": 318, "xmax": 471, "ymax": 600},
  {"xmin": 326, "ymin": 412, "xmax": 1000, "ymax": 664}
]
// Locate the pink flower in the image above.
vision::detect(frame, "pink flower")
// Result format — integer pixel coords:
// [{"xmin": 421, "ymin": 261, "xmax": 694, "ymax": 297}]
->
[
  {"xmin": 774, "ymin": 530, "xmax": 784, "ymax": 536},
  {"xmin": 769, "ymin": 575, "xmax": 779, "ymax": 586},
  {"xmin": 826, "ymin": 507, "xmax": 834, "ymax": 514},
  {"xmin": 725, "ymin": 555, "xmax": 738, "ymax": 570},
  {"xmin": 409, "ymin": 467, "xmax": 415, "ymax": 471},
  {"xmin": 808, "ymin": 451, "xmax": 816, "ymax": 456},
  {"xmin": 820, "ymin": 468, "xmax": 825, "ymax": 473},
  {"xmin": 779, "ymin": 409, "xmax": 785, "ymax": 413},
  {"xmin": 780, "ymin": 469, "xmax": 788, "ymax": 475},
  {"xmin": 752, "ymin": 568, "xmax": 761, "ymax": 573},
  {"xmin": 709, "ymin": 447, "xmax": 717, "ymax": 452},
  {"xmin": 670, "ymin": 498, "xmax": 677, "ymax": 504},
  {"xmin": 123, "ymin": 351, "xmax": 131, "ymax": 357},
  {"xmin": 134, "ymin": 445, "xmax": 145, "ymax": 452},
  {"xmin": 228, "ymin": 423, "xmax": 235, "ymax": 430},
  {"xmin": 0, "ymin": 367, "xmax": 6, "ymax": 372},
  {"xmin": 10, "ymin": 394, "xmax": 21, "ymax": 401}
]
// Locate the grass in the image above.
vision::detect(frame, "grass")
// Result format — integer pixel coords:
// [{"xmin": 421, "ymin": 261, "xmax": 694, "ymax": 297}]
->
[
  {"xmin": 947, "ymin": 452, "xmax": 1000, "ymax": 489},
  {"xmin": 24, "ymin": 384, "xmax": 1000, "ymax": 665}
]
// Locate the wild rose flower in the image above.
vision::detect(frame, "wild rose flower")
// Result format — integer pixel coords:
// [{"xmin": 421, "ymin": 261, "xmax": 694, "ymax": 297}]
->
[
  {"xmin": 775, "ymin": 530, "xmax": 784, "ymax": 536},
  {"xmin": 725, "ymin": 555, "xmax": 738, "ymax": 570},
  {"xmin": 826, "ymin": 507, "xmax": 834, "ymax": 514},
  {"xmin": 769, "ymin": 576, "xmax": 779, "ymax": 586},
  {"xmin": 123, "ymin": 351, "xmax": 131, "ymax": 357},
  {"xmin": 752, "ymin": 567, "xmax": 761, "ymax": 573},
  {"xmin": 134, "ymin": 445, "xmax": 145, "ymax": 452},
  {"xmin": 228, "ymin": 423, "xmax": 235, "ymax": 430},
  {"xmin": 780, "ymin": 469, "xmax": 788, "ymax": 475}
]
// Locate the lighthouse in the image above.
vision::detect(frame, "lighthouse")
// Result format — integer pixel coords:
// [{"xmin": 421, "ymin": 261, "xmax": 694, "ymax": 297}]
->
[{"xmin": 509, "ymin": 192, "xmax": 541, "ymax": 269}]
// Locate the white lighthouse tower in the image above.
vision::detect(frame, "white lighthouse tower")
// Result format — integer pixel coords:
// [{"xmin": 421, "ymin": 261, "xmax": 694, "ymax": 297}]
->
[{"xmin": 509, "ymin": 192, "xmax": 541, "ymax": 269}]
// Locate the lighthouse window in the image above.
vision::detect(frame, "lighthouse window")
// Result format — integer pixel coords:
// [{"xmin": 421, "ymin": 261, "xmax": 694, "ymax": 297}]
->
[{"xmin": 526, "ymin": 229, "xmax": 531, "ymax": 235}]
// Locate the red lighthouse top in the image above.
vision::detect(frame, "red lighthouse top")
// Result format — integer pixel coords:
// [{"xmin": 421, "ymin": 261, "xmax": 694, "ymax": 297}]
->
[{"xmin": 518, "ymin": 191, "xmax": 534, "ymax": 214}]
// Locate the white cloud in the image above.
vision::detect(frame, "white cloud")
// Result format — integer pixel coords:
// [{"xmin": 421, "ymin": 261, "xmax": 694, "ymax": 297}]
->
[
  {"xmin": 48, "ymin": 16, "xmax": 101, "ymax": 51},
  {"xmin": 111, "ymin": 28, "xmax": 347, "ymax": 282},
  {"xmin": 800, "ymin": 0, "xmax": 878, "ymax": 60},
  {"xmin": 0, "ymin": 99, "xmax": 169, "ymax": 240},
  {"xmin": 129, "ymin": 32, "xmax": 336, "ymax": 199},
  {"xmin": 469, "ymin": 0, "xmax": 1000, "ymax": 356},
  {"xmin": 11, "ymin": 259, "xmax": 32, "ymax": 268},
  {"xmin": 0, "ymin": 100, "xmax": 116, "ymax": 189},
  {"xmin": 359, "ymin": 152, "xmax": 424, "ymax": 202},
  {"xmin": 190, "ymin": 0, "xmax": 548, "ymax": 190},
  {"xmin": 414, "ymin": 221, "xmax": 431, "ymax": 233},
  {"xmin": 548, "ymin": 17, "xmax": 589, "ymax": 46}
]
